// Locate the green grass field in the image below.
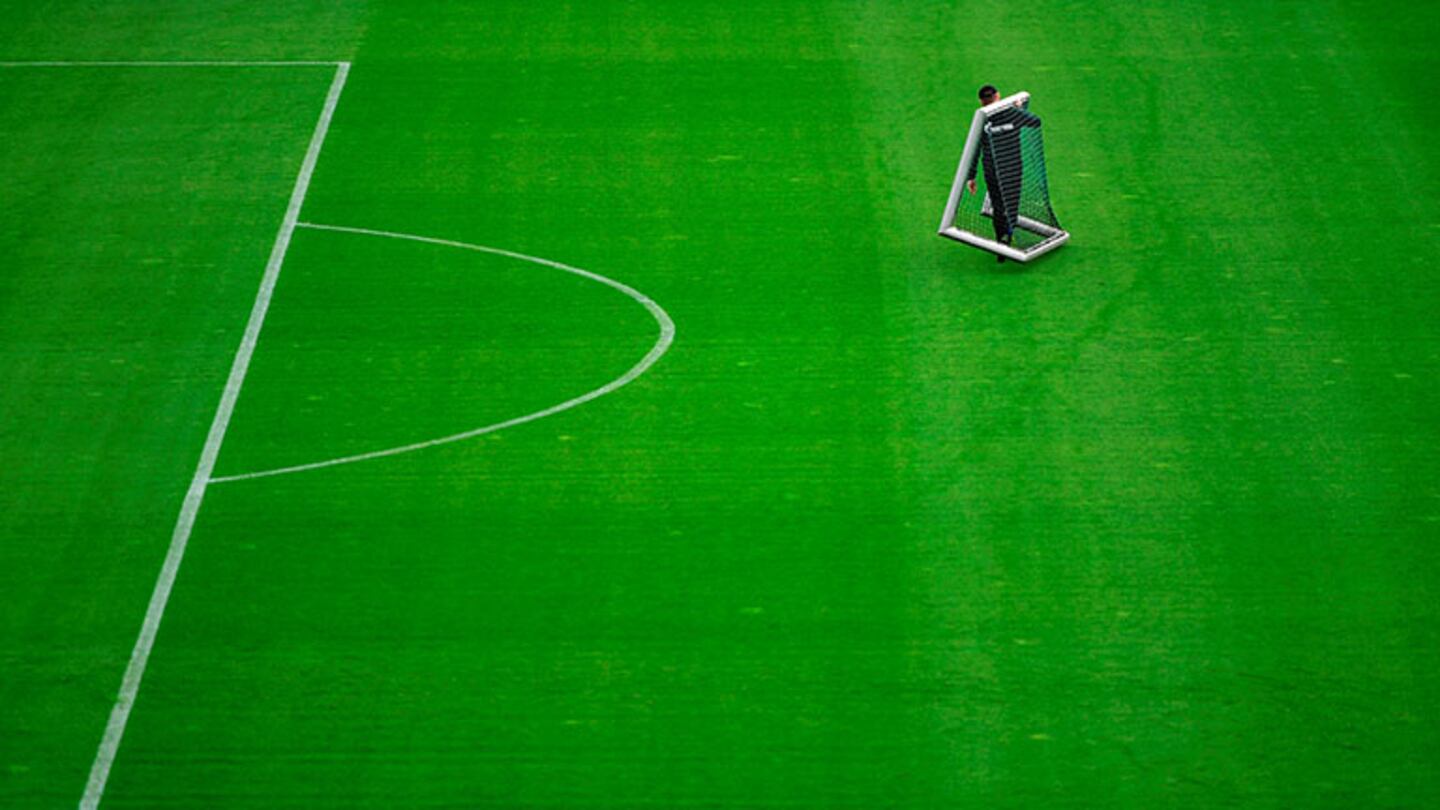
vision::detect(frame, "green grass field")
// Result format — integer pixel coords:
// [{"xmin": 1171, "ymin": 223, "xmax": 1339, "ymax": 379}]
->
[{"xmin": 2, "ymin": 2, "xmax": 1437, "ymax": 807}]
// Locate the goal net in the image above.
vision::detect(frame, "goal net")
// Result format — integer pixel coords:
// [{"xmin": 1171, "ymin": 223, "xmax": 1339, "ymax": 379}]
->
[{"xmin": 938, "ymin": 91, "xmax": 1068, "ymax": 262}]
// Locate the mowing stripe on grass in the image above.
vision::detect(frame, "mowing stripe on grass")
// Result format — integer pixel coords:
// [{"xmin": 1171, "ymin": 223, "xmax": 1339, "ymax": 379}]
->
[
  {"xmin": 208, "ymin": 221, "xmax": 676, "ymax": 484},
  {"xmin": 78, "ymin": 61, "xmax": 350, "ymax": 810}
]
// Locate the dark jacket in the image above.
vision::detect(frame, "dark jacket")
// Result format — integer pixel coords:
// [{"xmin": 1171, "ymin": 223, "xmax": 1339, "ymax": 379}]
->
[{"xmin": 967, "ymin": 106, "xmax": 1043, "ymax": 187}]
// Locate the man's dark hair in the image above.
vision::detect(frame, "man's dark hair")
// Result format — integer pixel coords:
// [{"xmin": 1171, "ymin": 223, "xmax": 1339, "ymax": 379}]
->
[{"xmin": 978, "ymin": 84, "xmax": 998, "ymax": 103}]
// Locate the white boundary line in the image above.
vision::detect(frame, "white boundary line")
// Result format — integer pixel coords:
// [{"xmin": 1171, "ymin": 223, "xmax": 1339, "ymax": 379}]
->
[
  {"xmin": 78, "ymin": 61, "xmax": 350, "ymax": 810},
  {"xmin": 0, "ymin": 60, "xmax": 341, "ymax": 67},
  {"xmin": 209, "ymin": 222, "xmax": 676, "ymax": 484}
]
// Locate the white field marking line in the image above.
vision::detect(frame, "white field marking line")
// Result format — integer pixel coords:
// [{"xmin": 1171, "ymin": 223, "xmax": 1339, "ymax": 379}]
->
[
  {"xmin": 208, "ymin": 222, "xmax": 677, "ymax": 484},
  {"xmin": 79, "ymin": 62, "xmax": 350, "ymax": 810},
  {"xmin": 0, "ymin": 60, "xmax": 342, "ymax": 67}
]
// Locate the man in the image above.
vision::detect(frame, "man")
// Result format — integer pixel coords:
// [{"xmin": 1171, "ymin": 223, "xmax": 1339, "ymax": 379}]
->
[{"xmin": 966, "ymin": 85, "xmax": 1042, "ymax": 262}]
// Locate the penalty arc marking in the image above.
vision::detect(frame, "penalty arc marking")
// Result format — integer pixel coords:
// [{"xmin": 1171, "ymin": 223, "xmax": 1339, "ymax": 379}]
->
[
  {"xmin": 208, "ymin": 222, "xmax": 676, "ymax": 484},
  {"xmin": 41, "ymin": 58, "xmax": 670, "ymax": 810}
]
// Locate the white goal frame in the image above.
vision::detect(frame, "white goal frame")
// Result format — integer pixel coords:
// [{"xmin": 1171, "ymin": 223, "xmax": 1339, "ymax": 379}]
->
[{"xmin": 937, "ymin": 90, "xmax": 1069, "ymax": 262}]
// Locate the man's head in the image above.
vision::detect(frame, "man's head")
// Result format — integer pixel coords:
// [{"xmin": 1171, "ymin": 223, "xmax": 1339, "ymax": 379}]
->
[{"xmin": 978, "ymin": 84, "xmax": 998, "ymax": 105}]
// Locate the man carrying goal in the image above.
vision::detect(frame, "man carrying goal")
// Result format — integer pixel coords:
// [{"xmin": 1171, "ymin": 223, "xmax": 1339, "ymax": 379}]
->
[{"xmin": 965, "ymin": 84, "xmax": 1042, "ymax": 262}]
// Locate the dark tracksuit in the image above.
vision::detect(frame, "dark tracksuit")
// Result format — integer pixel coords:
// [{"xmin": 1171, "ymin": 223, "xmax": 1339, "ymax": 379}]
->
[{"xmin": 966, "ymin": 105, "xmax": 1042, "ymax": 241}]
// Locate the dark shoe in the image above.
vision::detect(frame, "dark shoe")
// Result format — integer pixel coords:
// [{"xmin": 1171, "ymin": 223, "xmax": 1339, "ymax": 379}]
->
[{"xmin": 997, "ymin": 253, "xmax": 1006, "ymax": 264}]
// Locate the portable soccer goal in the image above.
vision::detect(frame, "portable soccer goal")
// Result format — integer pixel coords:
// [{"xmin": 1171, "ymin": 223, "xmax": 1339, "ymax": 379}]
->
[{"xmin": 938, "ymin": 91, "xmax": 1069, "ymax": 262}]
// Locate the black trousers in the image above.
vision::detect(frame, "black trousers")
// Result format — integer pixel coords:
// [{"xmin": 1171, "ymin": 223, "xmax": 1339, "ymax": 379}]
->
[{"xmin": 984, "ymin": 168, "xmax": 1023, "ymax": 242}]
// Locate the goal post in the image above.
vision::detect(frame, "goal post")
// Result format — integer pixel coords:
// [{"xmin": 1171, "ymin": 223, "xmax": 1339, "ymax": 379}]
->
[{"xmin": 938, "ymin": 91, "xmax": 1069, "ymax": 262}]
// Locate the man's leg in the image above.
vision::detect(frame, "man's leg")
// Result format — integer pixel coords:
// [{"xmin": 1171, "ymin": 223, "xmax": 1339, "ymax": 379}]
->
[
  {"xmin": 985, "ymin": 173, "xmax": 1010, "ymax": 241},
  {"xmin": 1000, "ymin": 172, "xmax": 1024, "ymax": 244},
  {"xmin": 986, "ymin": 175, "xmax": 1012, "ymax": 263}
]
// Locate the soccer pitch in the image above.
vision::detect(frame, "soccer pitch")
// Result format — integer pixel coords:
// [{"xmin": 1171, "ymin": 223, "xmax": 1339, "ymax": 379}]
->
[{"xmin": 2, "ymin": 2, "xmax": 1437, "ymax": 807}]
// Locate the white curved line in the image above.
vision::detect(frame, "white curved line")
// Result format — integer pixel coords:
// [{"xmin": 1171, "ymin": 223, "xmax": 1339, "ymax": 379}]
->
[{"xmin": 208, "ymin": 222, "xmax": 675, "ymax": 484}]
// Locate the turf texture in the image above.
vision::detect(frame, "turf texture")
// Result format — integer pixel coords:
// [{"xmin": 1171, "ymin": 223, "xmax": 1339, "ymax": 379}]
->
[{"xmin": 1, "ymin": 1, "xmax": 1437, "ymax": 807}]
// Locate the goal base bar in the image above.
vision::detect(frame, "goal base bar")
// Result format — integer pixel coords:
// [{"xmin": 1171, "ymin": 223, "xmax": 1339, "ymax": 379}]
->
[{"xmin": 938, "ymin": 220, "xmax": 1070, "ymax": 263}]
